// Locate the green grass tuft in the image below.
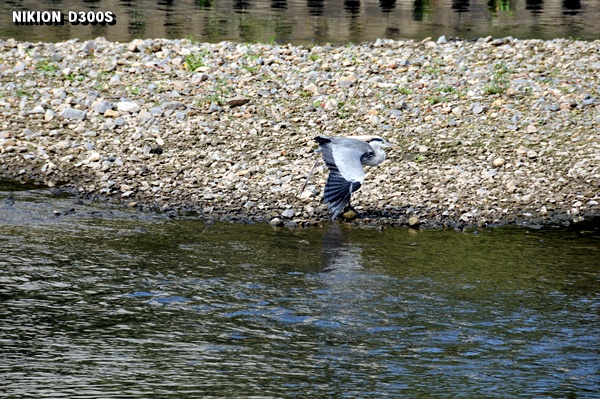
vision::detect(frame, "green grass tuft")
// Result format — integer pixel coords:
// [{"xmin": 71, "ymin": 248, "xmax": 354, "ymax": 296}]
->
[
  {"xmin": 184, "ymin": 51, "xmax": 209, "ymax": 71},
  {"xmin": 483, "ymin": 62, "xmax": 510, "ymax": 95},
  {"xmin": 37, "ymin": 59, "xmax": 59, "ymax": 73}
]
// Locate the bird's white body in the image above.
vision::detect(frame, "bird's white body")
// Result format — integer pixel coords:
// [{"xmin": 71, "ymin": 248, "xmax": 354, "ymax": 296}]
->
[
  {"xmin": 313, "ymin": 135, "xmax": 393, "ymax": 219},
  {"xmin": 347, "ymin": 135, "xmax": 388, "ymax": 166}
]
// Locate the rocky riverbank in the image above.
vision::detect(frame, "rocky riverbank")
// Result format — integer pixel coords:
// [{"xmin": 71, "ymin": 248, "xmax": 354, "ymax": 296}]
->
[{"xmin": 1, "ymin": 36, "xmax": 599, "ymax": 229}]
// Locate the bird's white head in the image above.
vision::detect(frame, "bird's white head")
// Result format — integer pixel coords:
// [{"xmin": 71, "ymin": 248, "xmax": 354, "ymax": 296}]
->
[{"xmin": 348, "ymin": 135, "xmax": 395, "ymax": 149}]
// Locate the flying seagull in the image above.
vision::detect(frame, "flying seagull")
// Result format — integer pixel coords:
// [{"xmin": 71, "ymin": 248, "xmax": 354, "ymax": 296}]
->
[{"xmin": 312, "ymin": 135, "xmax": 393, "ymax": 220}]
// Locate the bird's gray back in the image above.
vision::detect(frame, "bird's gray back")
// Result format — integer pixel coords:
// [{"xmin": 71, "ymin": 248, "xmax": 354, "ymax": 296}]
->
[
  {"xmin": 317, "ymin": 136, "xmax": 370, "ymax": 183},
  {"xmin": 328, "ymin": 136, "xmax": 372, "ymax": 153}
]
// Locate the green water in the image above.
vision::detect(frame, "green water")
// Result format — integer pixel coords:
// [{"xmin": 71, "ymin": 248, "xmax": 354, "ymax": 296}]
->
[{"xmin": 0, "ymin": 185, "xmax": 599, "ymax": 397}]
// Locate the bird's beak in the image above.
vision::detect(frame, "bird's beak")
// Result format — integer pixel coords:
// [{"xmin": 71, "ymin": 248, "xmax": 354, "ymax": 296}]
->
[{"xmin": 383, "ymin": 140, "xmax": 397, "ymax": 148}]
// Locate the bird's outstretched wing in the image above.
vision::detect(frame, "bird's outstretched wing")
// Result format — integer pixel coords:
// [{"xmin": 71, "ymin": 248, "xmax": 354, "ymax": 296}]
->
[
  {"xmin": 315, "ymin": 136, "xmax": 370, "ymax": 219},
  {"xmin": 323, "ymin": 172, "xmax": 362, "ymax": 220}
]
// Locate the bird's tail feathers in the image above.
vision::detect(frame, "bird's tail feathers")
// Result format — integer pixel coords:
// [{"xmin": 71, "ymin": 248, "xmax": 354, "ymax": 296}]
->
[{"xmin": 323, "ymin": 173, "xmax": 361, "ymax": 219}]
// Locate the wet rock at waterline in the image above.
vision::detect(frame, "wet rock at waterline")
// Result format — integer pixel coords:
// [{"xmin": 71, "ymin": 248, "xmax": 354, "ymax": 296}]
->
[{"xmin": 0, "ymin": 37, "xmax": 598, "ymax": 229}]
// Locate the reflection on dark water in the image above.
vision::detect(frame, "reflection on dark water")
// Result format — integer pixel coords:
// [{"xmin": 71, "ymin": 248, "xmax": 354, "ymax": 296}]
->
[
  {"xmin": 344, "ymin": 0, "xmax": 361, "ymax": 15},
  {"xmin": 272, "ymin": 0, "xmax": 288, "ymax": 10},
  {"xmin": 412, "ymin": 0, "xmax": 430, "ymax": 22},
  {"xmin": 0, "ymin": 186, "xmax": 599, "ymax": 397},
  {"xmin": 527, "ymin": 0, "xmax": 545, "ymax": 14},
  {"xmin": 563, "ymin": 0, "xmax": 581, "ymax": 15},
  {"xmin": 379, "ymin": 0, "xmax": 395, "ymax": 14},
  {"xmin": 307, "ymin": 0, "xmax": 324, "ymax": 16},
  {"xmin": 320, "ymin": 223, "xmax": 363, "ymax": 272},
  {"xmin": 452, "ymin": 0, "xmax": 470, "ymax": 14},
  {"xmin": 1, "ymin": 0, "xmax": 599, "ymax": 44},
  {"xmin": 233, "ymin": 0, "xmax": 252, "ymax": 12}
]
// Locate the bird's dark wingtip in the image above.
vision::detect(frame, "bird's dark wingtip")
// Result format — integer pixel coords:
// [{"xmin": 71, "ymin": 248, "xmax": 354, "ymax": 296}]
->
[
  {"xmin": 324, "ymin": 173, "xmax": 361, "ymax": 220},
  {"xmin": 314, "ymin": 135, "xmax": 331, "ymax": 145}
]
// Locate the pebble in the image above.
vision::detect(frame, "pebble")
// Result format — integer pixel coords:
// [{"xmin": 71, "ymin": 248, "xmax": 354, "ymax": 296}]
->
[
  {"xmin": 82, "ymin": 40, "xmax": 96, "ymax": 54},
  {"xmin": 149, "ymin": 107, "xmax": 163, "ymax": 116},
  {"xmin": 13, "ymin": 62, "xmax": 25, "ymax": 73},
  {"xmin": 117, "ymin": 101, "xmax": 141, "ymax": 113},
  {"xmin": 207, "ymin": 103, "xmax": 222, "ymax": 113},
  {"xmin": 162, "ymin": 101, "xmax": 186, "ymax": 110},
  {"xmin": 408, "ymin": 216, "xmax": 420, "ymax": 227},
  {"xmin": 2, "ymin": 139, "xmax": 17, "ymax": 147},
  {"xmin": 342, "ymin": 210, "xmax": 358, "ymax": 221},
  {"xmin": 0, "ymin": 37, "xmax": 597, "ymax": 229},
  {"xmin": 44, "ymin": 110, "xmax": 55, "ymax": 121},
  {"xmin": 281, "ymin": 209, "xmax": 295, "ymax": 218},
  {"xmin": 137, "ymin": 109, "xmax": 153, "ymax": 122},
  {"xmin": 547, "ymin": 104, "xmax": 560, "ymax": 112},
  {"xmin": 492, "ymin": 157, "xmax": 505, "ymax": 167},
  {"xmin": 452, "ymin": 107, "xmax": 463, "ymax": 117},
  {"xmin": 304, "ymin": 83, "xmax": 319, "ymax": 95},
  {"xmin": 269, "ymin": 217, "xmax": 283, "ymax": 226},
  {"xmin": 60, "ymin": 108, "xmax": 86, "ymax": 120},
  {"xmin": 299, "ymin": 190, "xmax": 313, "ymax": 199},
  {"xmin": 338, "ymin": 75, "xmax": 357, "ymax": 88},
  {"xmin": 526, "ymin": 124, "xmax": 538, "ymax": 134},
  {"xmin": 87, "ymin": 152, "xmax": 101, "ymax": 162},
  {"xmin": 94, "ymin": 100, "xmax": 113, "ymax": 114},
  {"xmin": 29, "ymin": 105, "xmax": 45, "ymax": 114},
  {"xmin": 109, "ymin": 75, "xmax": 121, "ymax": 85}
]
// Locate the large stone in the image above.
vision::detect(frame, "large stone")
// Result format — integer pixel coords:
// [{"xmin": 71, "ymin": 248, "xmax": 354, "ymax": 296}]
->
[{"xmin": 226, "ymin": 96, "xmax": 250, "ymax": 107}]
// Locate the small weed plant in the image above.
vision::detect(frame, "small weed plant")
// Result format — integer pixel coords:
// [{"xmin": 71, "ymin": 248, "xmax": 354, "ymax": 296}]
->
[
  {"xmin": 484, "ymin": 63, "xmax": 510, "ymax": 95},
  {"xmin": 184, "ymin": 51, "xmax": 210, "ymax": 71},
  {"xmin": 37, "ymin": 59, "xmax": 59, "ymax": 73}
]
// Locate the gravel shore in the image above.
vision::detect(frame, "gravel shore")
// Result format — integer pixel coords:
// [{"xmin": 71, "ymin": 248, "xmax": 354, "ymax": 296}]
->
[{"xmin": 1, "ymin": 36, "xmax": 599, "ymax": 229}]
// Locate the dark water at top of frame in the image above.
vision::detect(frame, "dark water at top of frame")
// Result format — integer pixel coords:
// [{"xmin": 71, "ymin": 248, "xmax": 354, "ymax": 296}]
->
[
  {"xmin": 0, "ymin": 0, "xmax": 599, "ymax": 45},
  {"xmin": 0, "ymin": 181, "xmax": 599, "ymax": 398}
]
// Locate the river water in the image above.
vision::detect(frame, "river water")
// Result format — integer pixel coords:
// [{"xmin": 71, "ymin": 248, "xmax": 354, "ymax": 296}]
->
[
  {"xmin": 1, "ymin": 0, "xmax": 599, "ymax": 44},
  {"xmin": 1, "ymin": 0, "xmax": 600, "ymax": 395},
  {"xmin": 1, "ymin": 182, "xmax": 598, "ymax": 397}
]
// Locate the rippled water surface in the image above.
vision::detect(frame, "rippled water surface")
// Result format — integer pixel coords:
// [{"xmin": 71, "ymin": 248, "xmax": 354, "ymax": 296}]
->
[
  {"xmin": 1, "ymin": 185, "xmax": 599, "ymax": 397},
  {"xmin": 1, "ymin": 0, "xmax": 599, "ymax": 44}
]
